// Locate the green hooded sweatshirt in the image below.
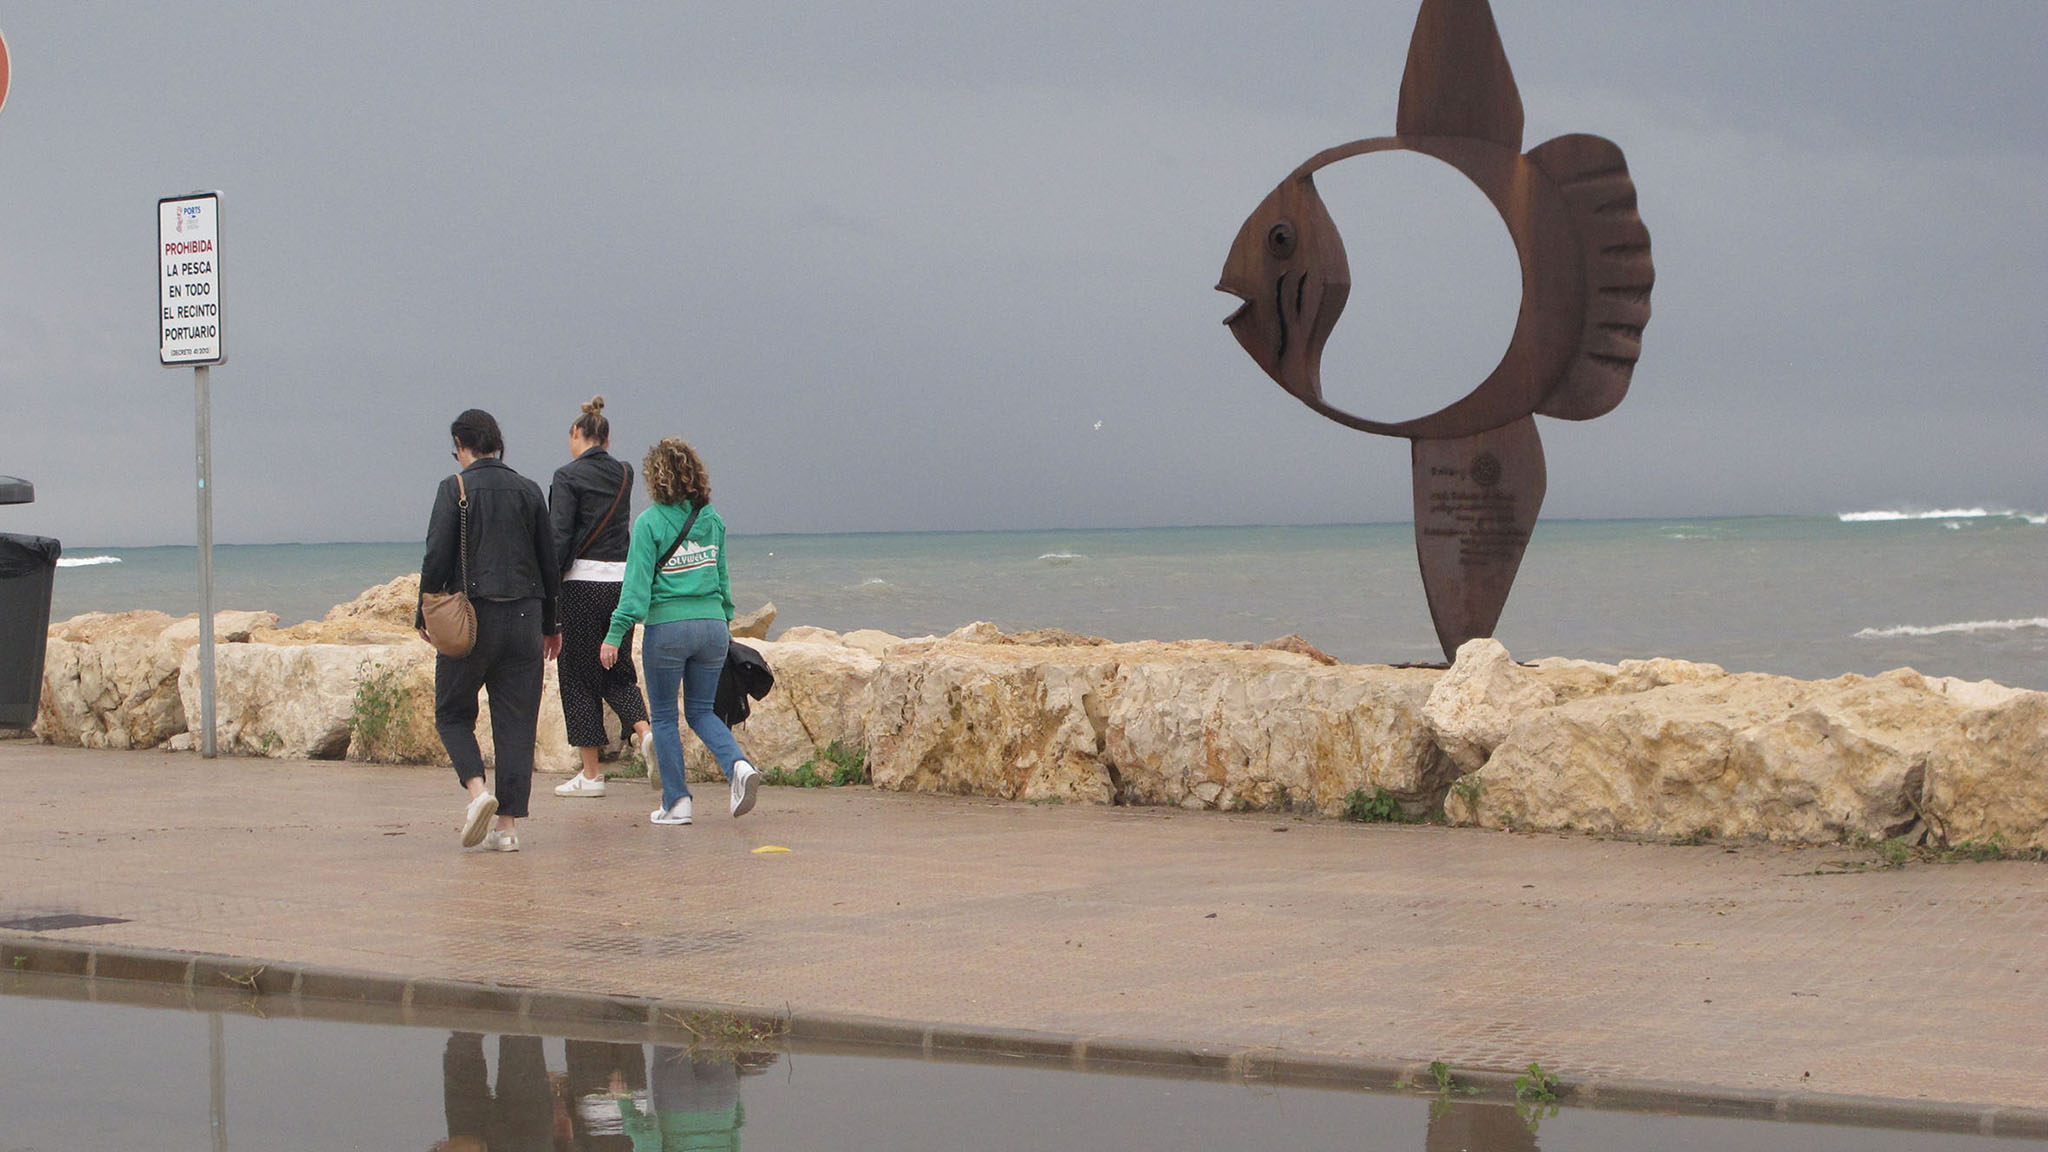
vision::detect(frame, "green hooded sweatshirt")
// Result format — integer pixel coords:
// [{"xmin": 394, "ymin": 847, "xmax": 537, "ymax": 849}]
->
[{"xmin": 604, "ymin": 501, "xmax": 733, "ymax": 645}]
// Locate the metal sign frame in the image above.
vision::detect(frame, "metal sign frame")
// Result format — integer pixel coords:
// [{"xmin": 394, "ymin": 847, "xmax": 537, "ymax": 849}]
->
[{"xmin": 159, "ymin": 192, "xmax": 226, "ymax": 367}]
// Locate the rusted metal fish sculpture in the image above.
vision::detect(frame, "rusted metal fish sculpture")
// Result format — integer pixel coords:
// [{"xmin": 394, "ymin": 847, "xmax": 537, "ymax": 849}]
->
[{"xmin": 1218, "ymin": 0, "xmax": 1653, "ymax": 660}]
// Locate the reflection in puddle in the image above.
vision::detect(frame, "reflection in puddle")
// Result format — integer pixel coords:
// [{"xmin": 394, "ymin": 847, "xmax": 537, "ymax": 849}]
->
[
  {"xmin": 2, "ymin": 980, "xmax": 2042, "ymax": 1152},
  {"xmin": 435, "ymin": 1033, "xmax": 776, "ymax": 1152}
]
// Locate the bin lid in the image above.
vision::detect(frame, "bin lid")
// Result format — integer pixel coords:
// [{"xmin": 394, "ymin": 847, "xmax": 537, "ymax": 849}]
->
[
  {"xmin": 0, "ymin": 533, "xmax": 59, "ymax": 576},
  {"xmin": 0, "ymin": 476, "xmax": 30, "ymax": 504}
]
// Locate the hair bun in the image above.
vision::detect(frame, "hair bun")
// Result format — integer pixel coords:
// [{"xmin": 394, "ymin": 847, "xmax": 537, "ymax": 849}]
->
[{"xmin": 582, "ymin": 395, "xmax": 606, "ymax": 415}]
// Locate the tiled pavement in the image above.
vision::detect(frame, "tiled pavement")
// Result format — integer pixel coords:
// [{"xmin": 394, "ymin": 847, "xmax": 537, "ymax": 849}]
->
[{"xmin": 2, "ymin": 742, "xmax": 2045, "ymax": 1112}]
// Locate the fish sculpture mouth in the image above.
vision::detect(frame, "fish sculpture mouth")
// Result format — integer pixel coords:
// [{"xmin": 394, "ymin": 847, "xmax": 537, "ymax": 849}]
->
[{"xmin": 1217, "ymin": 286, "xmax": 1251, "ymax": 329}]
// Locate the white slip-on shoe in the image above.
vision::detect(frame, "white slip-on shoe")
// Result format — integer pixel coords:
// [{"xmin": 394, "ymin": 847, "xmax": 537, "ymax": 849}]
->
[
  {"xmin": 730, "ymin": 761, "xmax": 760, "ymax": 818},
  {"xmin": 650, "ymin": 797, "xmax": 693, "ymax": 825},
  {"xmin": 482, "ymin": 828, "xmax": 520, "ymax": 852},
  {"xmin": 461, "ymin": 792, "xmax": 498, "ymax": 848},
  {"xmin": 554, "ymin": 772, "xmax": 606, "ymax": 797}
]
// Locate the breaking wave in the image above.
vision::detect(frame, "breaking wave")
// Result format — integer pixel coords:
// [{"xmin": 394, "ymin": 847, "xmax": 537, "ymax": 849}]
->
[
  {"xmin": 1038, "ymin": 552, "xmax": 1084, "ymax": 564},
  {"xmin": 56, "ymin": 555, "xmax": 122, "ymax": 567},
  {"xmin": 1855, "ymin": 617, "xmax": 2048, "ymax": 639},
  {"xmin": 1839, "ymin": 507, "xmax": 2046, "ymax": 525}
]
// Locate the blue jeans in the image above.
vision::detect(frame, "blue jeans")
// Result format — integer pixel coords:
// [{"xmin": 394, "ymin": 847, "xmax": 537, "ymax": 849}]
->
[{"xmin": 643, "ymin": 617, "xmax": 748, "ymax": 810}]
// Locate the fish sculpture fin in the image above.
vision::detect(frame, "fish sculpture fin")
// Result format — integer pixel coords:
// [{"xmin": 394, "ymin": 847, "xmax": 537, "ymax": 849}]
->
[
  {"xmin": 1528, "ymin": 133, "xmax": 1654, "ymax": 421},
  {"xmin": 1396, "ymin": 0, "xmax": 1523, "ymax": 150}
]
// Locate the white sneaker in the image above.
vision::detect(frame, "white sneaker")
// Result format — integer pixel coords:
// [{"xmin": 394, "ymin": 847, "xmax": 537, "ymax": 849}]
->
[
  {"xmin": 554, "ymin": 771, "xmax": 606, "ymax": 797},
  {"xmin": 461, "ymin": 792, "xmax": 498, "ymax": 848},
  {"xmin": 640, "ymin": 731, "xmax": 659, "ymax": 778},
  {"xmin": 482, "ymin": 827, "xmax": 520, "ymax": 852},
  {"xmin": 730, "ymin": 761, "xmax": 760, "ymax": 818},
  {"xmin": 650, "ymin": 797, "xmax": 693, "ymax": 825}
]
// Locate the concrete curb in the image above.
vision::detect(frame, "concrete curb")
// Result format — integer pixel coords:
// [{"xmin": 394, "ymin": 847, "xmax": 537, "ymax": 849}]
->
[{"xmin": 4, "ymin": 932, "xmax": 2044, "ymax": 1139}]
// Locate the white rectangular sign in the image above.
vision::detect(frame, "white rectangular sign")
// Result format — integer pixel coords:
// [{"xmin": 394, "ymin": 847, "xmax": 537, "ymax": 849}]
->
[{"xmin": 159, "ymin": 192, "xmax": 224, "ymax": 366}]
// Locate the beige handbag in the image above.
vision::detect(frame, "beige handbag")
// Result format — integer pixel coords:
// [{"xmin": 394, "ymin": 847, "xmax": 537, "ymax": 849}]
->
[{"xmin": 419, "ymin": 473, "xmax": 477, "ymax": 658}]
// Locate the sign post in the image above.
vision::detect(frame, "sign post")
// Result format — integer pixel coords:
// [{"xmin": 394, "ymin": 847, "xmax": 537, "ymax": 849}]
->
[{"xmin": 159, "ymin": 192, "xmax": 225, "ymax": 758}]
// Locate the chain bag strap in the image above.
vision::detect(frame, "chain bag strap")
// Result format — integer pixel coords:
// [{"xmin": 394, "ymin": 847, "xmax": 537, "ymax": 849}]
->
[{"xmin": 420, "ymin": 472, "xmax": 479, "ymax": 657}]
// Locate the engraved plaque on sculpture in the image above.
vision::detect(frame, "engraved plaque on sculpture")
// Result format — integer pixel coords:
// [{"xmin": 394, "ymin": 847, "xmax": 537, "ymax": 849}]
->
[{"xmin": 1411, "ymin": 416, "xmax": 1545, "ymax": 659}]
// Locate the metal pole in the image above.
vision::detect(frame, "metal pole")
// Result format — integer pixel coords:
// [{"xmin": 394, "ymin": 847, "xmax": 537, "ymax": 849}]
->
[
  {"xmin": 209, "ymin": 1013, "xmax": 228, "ymax": 1152},
  {"xmin": 195, "ymin": 363, "xmax": 216, "ymax": 758}
]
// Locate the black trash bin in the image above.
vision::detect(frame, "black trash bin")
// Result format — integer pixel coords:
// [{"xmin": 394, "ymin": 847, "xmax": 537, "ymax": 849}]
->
[{"xmin": 0, "ymin": 533, "xmax": 60, "ymax": 729}]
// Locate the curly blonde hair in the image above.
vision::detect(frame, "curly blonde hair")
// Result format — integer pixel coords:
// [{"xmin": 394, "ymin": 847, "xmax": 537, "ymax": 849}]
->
[{"xmin": 643, "ymin": 438, "xmax": 711, "ymax": 508}]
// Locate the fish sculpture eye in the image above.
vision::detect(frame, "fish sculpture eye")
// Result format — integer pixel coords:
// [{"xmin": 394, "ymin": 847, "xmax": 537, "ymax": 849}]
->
[{"xmin": 1264, "ymin": 222, "xmax": 1297, "ymax": 259}]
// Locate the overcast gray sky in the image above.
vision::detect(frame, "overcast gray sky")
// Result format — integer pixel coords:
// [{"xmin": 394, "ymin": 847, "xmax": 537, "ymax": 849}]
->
[{"xmin": 2, "ymin": 1, "xmax": 2044, "ymax": 544}]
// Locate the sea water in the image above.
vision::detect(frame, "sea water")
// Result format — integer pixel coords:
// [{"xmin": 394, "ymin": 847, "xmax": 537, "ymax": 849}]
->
[{"xmin": 45, "ymin": 511, "xmax": 2048, "ymax": 690}]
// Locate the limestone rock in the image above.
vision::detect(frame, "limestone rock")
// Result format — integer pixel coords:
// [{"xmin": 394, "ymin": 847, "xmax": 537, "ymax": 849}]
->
[
  {"xmin": 866, "ymin": 642, "xmax": 1119, "ymax": 803},
  {"xmin": 182, "ymin": 643, "xmax": 423, "ymax": 760},
  {"xmin": 1105, "ymin": 647, "xmax": 1446, "ymax": 815},
  {"xmin": 943, "ymin": 621, "xmax": 1002, "ymax": 644},
  {"xmin": 37, "ymin": 611, "xmax": 192, "ymax": 748},
  {"xmin": 731, "ymin": 603, "xmax": 776, "ymax": 640},
  {"xmin": 344, "ymin": 654, "xmax": 445, "ymax": 764},
  {"xmin": 999, "ymin": 628, "xmax": 1110, "ymax": 647},
  {"xmin": 255, "ymin": 575, "xmax": 423, "ymax": 645},
  {"xmin": 1259, "ymin": 634, "xmax": 1339, "ymax": 665},
  {"xmin": 1424, "ymin": 638, "xmax": 1725, "ymax": 774},
  {"xmin": 1923, "ymin": 675, "xmax": 2031, "ymax": 711},
  {"xmin": 775, "ymin": 626, "xmax": 843, "ymax": 645},
  {"xmin": 1449, "ymin": 668, "xmax": 1988, "ymax": 843},
  {"xmin": 1921, "ymin": 690, "xmax": 2048, "ymax": 850},
  {"xmin": 161, "ymin": 610, "xmax": 280, "ymax": 646},
  {"xmin": 840, "ymin": 629, "xmax": 906, "ymax": 658},
  {"xmin": 861, "ymin": 639, "xmax": 1446, "ymax": 814},
  {"xmin": 45, "ymin": 610, "xmax": 181, "ymax": 644}
]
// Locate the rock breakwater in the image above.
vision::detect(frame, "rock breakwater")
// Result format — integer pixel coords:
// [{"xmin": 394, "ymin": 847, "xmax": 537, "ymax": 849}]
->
[{"xmin": 29, "ymin": 577, "xmax": 2048, "ymax": 848}]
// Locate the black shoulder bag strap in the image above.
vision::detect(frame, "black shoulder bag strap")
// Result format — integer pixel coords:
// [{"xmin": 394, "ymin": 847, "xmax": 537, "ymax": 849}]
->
[{"xmin": 656, "ymin": 503, "xmax": 703, "ymax": 569}]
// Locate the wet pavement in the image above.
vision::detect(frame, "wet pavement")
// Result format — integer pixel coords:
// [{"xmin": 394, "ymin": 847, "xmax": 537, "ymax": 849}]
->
[{"xmin": 2, "ymin": 742, "xmax": 2044, "ymax": 1114}]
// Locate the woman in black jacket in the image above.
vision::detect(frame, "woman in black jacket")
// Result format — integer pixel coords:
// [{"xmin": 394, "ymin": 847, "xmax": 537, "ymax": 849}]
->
[
  {"xmin": 416, "ymin": 409, "xmax": 562, "ymax": 851},
  {"xmin": 547, "ymin": 396, "xmax": 653, "ymax": 797}
]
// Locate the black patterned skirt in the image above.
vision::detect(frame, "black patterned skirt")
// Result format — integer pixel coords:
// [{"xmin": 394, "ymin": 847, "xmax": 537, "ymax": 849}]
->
[{"xmin": 557, "ymin": 579, "xmax": 650, "ymax": 747}]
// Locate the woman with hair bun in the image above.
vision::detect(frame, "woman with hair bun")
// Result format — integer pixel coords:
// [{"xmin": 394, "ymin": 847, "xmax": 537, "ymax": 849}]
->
[
  {"xmin": 599, "ymin": 437, "xmax": 759, "ymax": 826},
  {"xmin": 416, "ymin": 408, "xmax": 562, "ymax": 852},
  {"xmin": 547, "ymin": 396, "xmax": 654, "ymax": 797}
]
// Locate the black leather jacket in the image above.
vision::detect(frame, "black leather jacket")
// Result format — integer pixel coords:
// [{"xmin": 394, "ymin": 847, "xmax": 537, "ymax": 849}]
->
[
  {"xmin": 548, "ymin": 448, "xmax": 634, "ymax": 570},
  {"xmin": 417, "ymin": 457, "xmax": 562, "ymax": 634}
]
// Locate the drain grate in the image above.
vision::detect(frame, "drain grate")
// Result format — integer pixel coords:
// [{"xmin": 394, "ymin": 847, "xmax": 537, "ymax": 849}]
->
[{"xmin": 0, "ymin": 913, "xmax": 130, "ymax": 932}]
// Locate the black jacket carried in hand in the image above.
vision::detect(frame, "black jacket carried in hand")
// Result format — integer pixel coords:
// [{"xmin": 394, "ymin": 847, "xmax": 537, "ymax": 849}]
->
[
  {"xmin": 714, "ymin": 641, "xmax": 773, "ymax": 727},
  {"xmin": 548, "ymin": 447, "xmax": 634, "ymax": 570},
  {"xmin": 417, "ymin": 457, "xmax": 562, "ymax": 634}
]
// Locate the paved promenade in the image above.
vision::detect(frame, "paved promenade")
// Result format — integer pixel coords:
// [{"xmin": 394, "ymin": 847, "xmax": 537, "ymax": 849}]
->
[{"xmin": 3, "ymin": 742, "xmax": 2045, "ymax": 1114}]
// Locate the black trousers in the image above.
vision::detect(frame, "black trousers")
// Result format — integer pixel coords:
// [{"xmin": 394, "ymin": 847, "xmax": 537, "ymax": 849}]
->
[
  {"xmin": 557, "ymin": 579, "xmax": 649, "ymax": 747},
  {"xmin": 435, "ymin": 597, "xmax": 543, "ymax": 818},
  {"xmin": 442, "ymin": 1032, "xmax": 553, "ymax": 1152}
]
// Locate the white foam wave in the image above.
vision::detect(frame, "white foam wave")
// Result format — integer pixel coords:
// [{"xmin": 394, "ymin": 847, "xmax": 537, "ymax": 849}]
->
[
  {"xmin": 1855, "ymin": 617, "xmax": 2048, "ymax": 639},
  {"xmin": 1839, "ymin": 507, "xmax": 2046, "ymax": 525},
  {"xmin": 1038, "ymin": 552, "xmax": 1084, "ymax": 564},
  {"xmin": 56, "ymin": 555, "xmax": 122, "ymax": 567}
]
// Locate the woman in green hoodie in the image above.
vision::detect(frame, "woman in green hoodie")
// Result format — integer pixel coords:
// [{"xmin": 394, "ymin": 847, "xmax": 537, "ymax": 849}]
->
[{"xmin": 599, "ymin": 438, "xmax": 759, "ymax": 826}]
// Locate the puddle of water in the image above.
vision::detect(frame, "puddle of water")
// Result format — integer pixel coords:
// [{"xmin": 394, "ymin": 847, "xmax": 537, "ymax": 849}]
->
[{"xmin": 0, "ymin": 980, "xmax": 2037, "ymax": 1152}]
